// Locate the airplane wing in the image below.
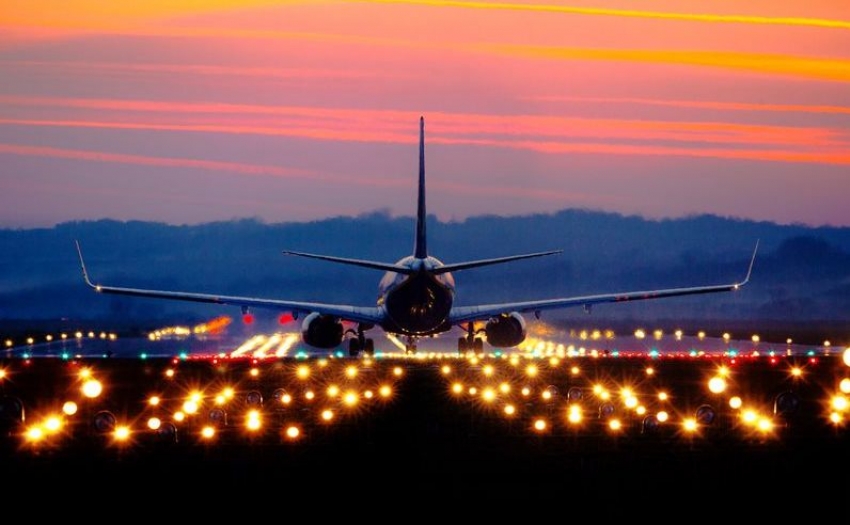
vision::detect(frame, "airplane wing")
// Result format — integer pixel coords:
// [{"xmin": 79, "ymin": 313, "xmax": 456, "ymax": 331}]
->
[
  {"xmin": 448, "ymin": 241, "xmax": 758, "ymax": 324},
  {"xmin": 75, "ymin": 242, "xmax": 384, "ymax": 325}
]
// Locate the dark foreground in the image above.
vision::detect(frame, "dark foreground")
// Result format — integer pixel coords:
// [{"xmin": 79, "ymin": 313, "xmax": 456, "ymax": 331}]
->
[{"xmin": 2, "ymin": 353, "xmax": 849, "ymax": 511}]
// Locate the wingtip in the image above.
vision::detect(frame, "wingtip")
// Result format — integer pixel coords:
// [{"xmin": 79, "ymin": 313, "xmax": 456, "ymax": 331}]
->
[
  {"xmin": 740, "ymin": 239, "xmax": 759, "ymax": 286},
  {"xmin": 74, "ymin": 240, "xmax": 93, "ymax": 287}
]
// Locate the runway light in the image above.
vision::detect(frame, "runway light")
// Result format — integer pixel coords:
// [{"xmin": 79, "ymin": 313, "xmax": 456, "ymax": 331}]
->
[
  {"xmin": 62, "ymin": 401, "xmax": 78, "ymax": 415},
  {"xmin": 44, "ymin": 416, "xmax": 62, "ymax": 433},
  {"xmin": 342, "ymin": 391, "xmax": 359, "ymax": 406},
  {"xmin": 114, "ymin": 425, "xmax": 131, "ymax": 441},
  {"xmin": 82, "ymin": 379, "xmax": 103, "ymax": 398},
  {"xmin": 284, "ymin": 425, "xmax": 300, "ymax": 440},
  {"xmin": 504, "ymin": 403, "xmax": 516, "ymax": 416},
  {"xmin": 708, "ymin": 376, "xmax": 727, "ymax": 394},
  {"xmin": 567, "ymin": 405, "xmax": 582, "ymax": 424},
  {"xmin": 532, "ymin": 418, "xmax": 547, "ymax": 432},
  {"xmin": 147, "ymin": 417, "xmax": 162, "ymax": 430},
  {"xmin": 25, "ymin": 426, "xmax": 45, "ymax": 443},
  {"xmin": 201, "ymin": 426, "xmax": 216, "ymax": 439}
]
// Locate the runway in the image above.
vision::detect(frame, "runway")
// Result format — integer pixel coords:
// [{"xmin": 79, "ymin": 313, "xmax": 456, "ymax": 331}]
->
[{"xmin": 2, "ymin": 326, "xmax": 849, "ymax": 508}]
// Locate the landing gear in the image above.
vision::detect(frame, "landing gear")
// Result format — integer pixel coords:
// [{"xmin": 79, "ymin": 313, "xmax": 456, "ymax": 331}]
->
[
  {"xmin": 346, "ymin": 324, "xmax": 375, "ymax": 357},
  {"xmin": 405, "ymin": 336, "xmax": 417, "ymax": 355},
  {"xmin": 458, "ymin": 324, "xmax": 484, "ymax": 354}
]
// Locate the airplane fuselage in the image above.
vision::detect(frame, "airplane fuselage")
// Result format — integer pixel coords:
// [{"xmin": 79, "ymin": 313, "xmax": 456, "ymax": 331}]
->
[{"xmin": 377, "ymin": 256, "xmax": 455, "ymax": 336}]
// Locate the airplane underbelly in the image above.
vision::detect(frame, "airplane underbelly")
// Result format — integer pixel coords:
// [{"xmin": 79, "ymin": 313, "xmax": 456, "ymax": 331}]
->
[{"xmin": 384, "ymin": 273, "xmax": 453, "ymax": 335}]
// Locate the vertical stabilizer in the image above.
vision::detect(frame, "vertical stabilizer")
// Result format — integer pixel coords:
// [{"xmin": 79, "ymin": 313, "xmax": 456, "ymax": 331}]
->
[{"xmin": 414, "ymin": 116, "xmax": 428, "ymax": 259}]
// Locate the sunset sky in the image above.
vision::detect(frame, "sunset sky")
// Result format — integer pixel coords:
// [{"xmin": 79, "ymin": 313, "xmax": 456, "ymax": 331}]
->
[{"xmin": 2, "ymin": 0, "xmax": 849, "ymax": 228}]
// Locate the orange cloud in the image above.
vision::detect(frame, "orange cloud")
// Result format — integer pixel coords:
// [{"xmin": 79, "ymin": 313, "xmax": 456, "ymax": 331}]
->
[
  {"xmin": 526, "ymin": 95, "xmax": 850, "ymax": 116},
  {"xmin": 356, "ymin": 0, "xmax": 850, "ymax": 30},
  {"xmin": 482, "ymin": 45, "xmax": 850, "ymax": 82}
]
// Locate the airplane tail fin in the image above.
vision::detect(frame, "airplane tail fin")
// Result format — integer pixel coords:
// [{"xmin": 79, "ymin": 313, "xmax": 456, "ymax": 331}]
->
[{"xmin": 414, "ymin": 116, "xmax": 427, "ymax": 259}]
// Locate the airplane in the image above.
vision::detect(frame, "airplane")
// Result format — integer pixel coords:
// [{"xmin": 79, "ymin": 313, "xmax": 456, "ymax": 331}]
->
[{"xmin": 76, "ymin": 116, "xmax": 758, "ymax": 356}]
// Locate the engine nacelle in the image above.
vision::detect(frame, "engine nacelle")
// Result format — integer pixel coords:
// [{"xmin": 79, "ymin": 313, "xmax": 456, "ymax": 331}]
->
[
  {"xmin": 300, "ymin": 312, "xmax": 344, "ymax": 349},
  {"xmin": 484, "ymin": 312, "xmax": 527, "ymax": 348}
]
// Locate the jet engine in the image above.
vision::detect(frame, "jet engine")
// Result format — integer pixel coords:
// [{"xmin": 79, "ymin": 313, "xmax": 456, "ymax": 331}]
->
[
  {"xmin": 484, "ymin": 312, "xmax": 527, "ymax": 348},
  {"xmin": 300, "ymin": 312, "xmax": 344, "ymax": 349}
]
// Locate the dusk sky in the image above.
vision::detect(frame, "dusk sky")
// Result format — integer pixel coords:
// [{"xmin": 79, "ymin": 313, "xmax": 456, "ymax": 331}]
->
[{"xmin": 2, "ymin": 1, "xmax": 849, "ymax": 228}]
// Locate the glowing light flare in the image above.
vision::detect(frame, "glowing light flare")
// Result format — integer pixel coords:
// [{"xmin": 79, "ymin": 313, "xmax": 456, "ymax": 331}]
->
[
  {"xmin": 708, "ymin": 376, "xmax": 727, "ymax": 394},
  {"xmin": 532, "ymin": 418, "xmax": 547, "ymax": 432},
  {"xmin": 173, "ymin": 411, "xmax": 186, "ymax": 422},
  {"xmin": 345, "ymin": 365, "xmax": 358, "ymax": 379},
  {"xmin": 327, "ymin": 385, "xmax": 340, "ymax": 398},
  {"xmin": 284, "ymin": 425, "xmax": 300, "ymax": 440},
  {"xmin": 43, "ymin": 416, "xmax": 62, "ymax": 433},
  {"xmin": 843, "ymin": 348, "xmax": 850, "ymax": 368},
  {"xmin": 729, "ymin": 396, "xmax": 743, "ymax": 410},
  {"xmin": 608, "ymin": 419, "xmax": 623, "ymax": 432},
  {"xmin": 182, "ymin": 400, "xmax": 199, "ymax": 415},
  {"xmin": 342, "ymin": 391, "xmax": 359, "ymax": 407},
  {"xmin": 113, "ymin": 426, "xmax": 131, "ymax": 441},
  {"xmin": 378, "ymin": 385, "xmax": 392, "ymax": 398},
  {"xmin": 296, "ymin": 365, "xmax": 311, "ymax": 380},
  {"xmin": 25, "ymin": 426, "xmax": 45, "ymax": 443},
  {"xmin": 567, "ymin": 405, "xmax": 582, "ymax": 424},
  {"xmin": 525, "ymin": 364, "xmax": 538, "ymax": 377},
  {"xmin": 657, "ymin": 411, "xmax": 669, "ymax": 423},
  {"xmin": 321, "ymin": 409, "xmax": 335, "ymax": 422},
  {"xmin": 245, "ymin": 410, "xmax": 262, "ymax": 431},
  {"xmin": 81, "ymin": 379, "xmax": 103, "ymax": 398},
  {"xmin": 148, "ymin": 396, "xmax": 161, "ymax": 406},
  {"xmin": 62, "ymin": 401, "xmax": 78, "ymax": 415},
  {"xmin": 482, "ymin": 364, "xmax": 494, "ymax": 377},
  {"xmin": 481, "ymin": 387, "xmax": 496, "ymax": 403},
  {"xmin": 755, "ymin": 418, "xmax": 774, "ymax": 434},
  {"xmin": 441, "ymin": 365, "xmax": 452, "ymax": 375},
  {"xmin": 503, "ymin": 404, "xmax": 516, "ymax": 416},
  {"xmin": 839, "ymin": 379, "xmax": 850, "ymax": 394},
  {"xmin": 741, "ymin": 409, "xmax": 759, "ymax": 425},
  {"xmin": 682, "ymin": 418, "xmax": 699, "ymax": 433},
  {"xmin": 831, "ymin": 395, "xmax": 848, "ymax": 412},
  {"xmin": 393, "ymin": 367, "xmax": 404, "ymax": 377},
  {"xmin": 201, "ymin": 426, "xmax": 216, "ymax": 439}
]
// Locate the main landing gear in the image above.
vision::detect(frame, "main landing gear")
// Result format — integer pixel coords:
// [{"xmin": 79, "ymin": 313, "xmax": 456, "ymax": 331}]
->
[
  {"xmin": 346, "ymin": 324, "xmax": 375, "ymax": 357},
  {"xmin": 458, "ymin": 323, "xmax": 484, "ymax": 353},
  {"xmin": 404, "ymin": 336, "xmax": 417, "ymax": 355}
]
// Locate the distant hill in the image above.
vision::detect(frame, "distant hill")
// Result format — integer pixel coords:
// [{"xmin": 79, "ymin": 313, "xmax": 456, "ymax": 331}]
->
[{"xmin": 1, "ymin": 210, "xmax": 848, "ymax": 343}]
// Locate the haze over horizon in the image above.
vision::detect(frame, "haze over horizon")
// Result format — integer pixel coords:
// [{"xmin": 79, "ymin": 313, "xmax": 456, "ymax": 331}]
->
[{"xmin": 1, "ymin": 1, "xmax": 849, "ymax": 229}]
